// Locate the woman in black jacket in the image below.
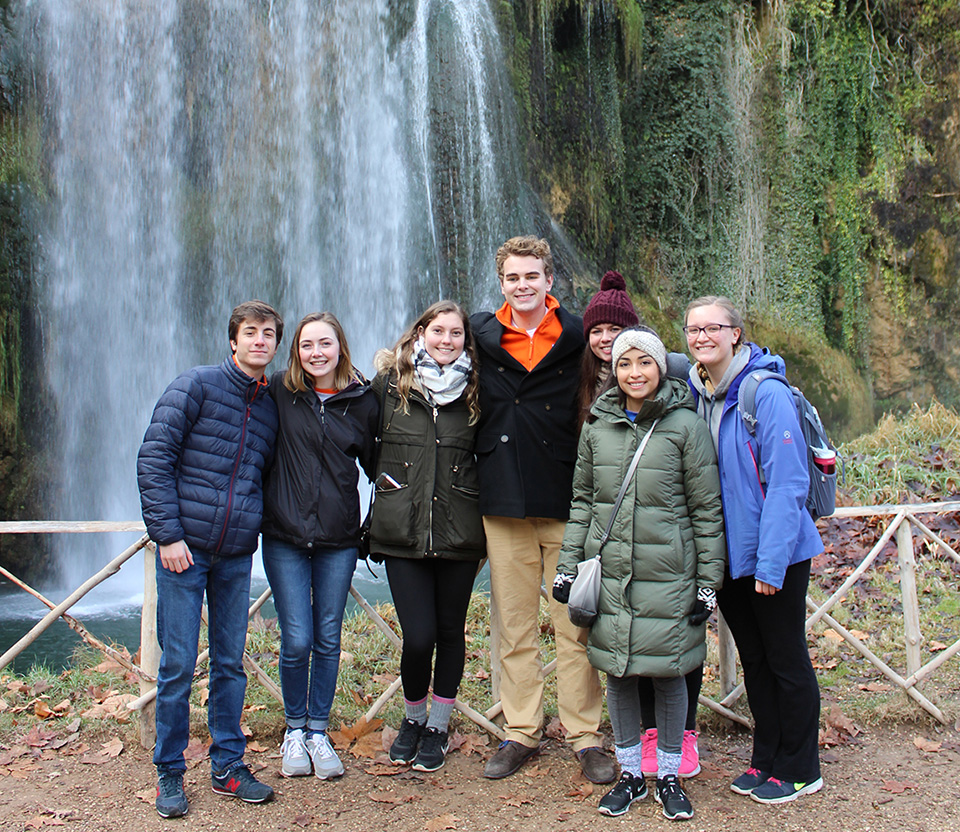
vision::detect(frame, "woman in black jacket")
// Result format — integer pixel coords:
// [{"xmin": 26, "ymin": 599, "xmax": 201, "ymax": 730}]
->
[
  {"xmin": 370, "ymin": 300, "xmax": 485, "ymax": 774},
  {"xmin": 261, "ymin": 312, "xmax": 379, "ymax": 781}
]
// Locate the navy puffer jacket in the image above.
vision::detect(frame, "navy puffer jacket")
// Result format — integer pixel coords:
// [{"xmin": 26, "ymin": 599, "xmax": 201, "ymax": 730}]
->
[{"xmin": 138, "ymin": 358, "xmax": 279, "ymax": 557}]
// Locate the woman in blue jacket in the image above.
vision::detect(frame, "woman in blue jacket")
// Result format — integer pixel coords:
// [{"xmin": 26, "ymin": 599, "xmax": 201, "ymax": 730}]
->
[
  {"xmin": 684, "ymin": 296, "xmax": 823, "ymax": 805},
  {"xmin": 261, "ymin": 312, "xmax": 379, "ymax": 782}
]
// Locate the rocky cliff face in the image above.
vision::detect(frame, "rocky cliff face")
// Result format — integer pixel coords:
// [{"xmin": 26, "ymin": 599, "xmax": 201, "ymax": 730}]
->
[{"xmin": 500, "ymin": 0, "xmax": 960, "ymax": 433}]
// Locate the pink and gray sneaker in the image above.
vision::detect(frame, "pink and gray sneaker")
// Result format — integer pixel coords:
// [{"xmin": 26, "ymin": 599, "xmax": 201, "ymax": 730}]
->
[
  {"xmin": 679, "ymin": 730, "xmax": 701, "ymax": 778},
  {"xmin": 640, "ymin": 728, "xmax": 657, "ymax": 776}
]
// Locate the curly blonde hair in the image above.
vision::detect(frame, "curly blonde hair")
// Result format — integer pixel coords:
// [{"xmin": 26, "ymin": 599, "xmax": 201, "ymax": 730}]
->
[{"xmin": 374, "ymin": 300, "xmax": 480, "ymax": 423}]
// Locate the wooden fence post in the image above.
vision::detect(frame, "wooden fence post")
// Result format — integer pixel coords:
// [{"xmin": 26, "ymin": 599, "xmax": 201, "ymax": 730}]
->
[
  {"xmin": 718, "ymin": 613, "xmax": 737, "ymax": 697},
  {"xmin": 896, "ymin": 518, "xmax": 922, "ymax": 681},
  {"xmin": 139, "ymin": 545, "xmax": 161, "ymax": 750}
]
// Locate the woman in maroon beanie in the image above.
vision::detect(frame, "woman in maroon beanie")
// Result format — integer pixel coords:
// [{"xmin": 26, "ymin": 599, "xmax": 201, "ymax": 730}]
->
[
  {"xmin": 577, "ymin": 271, "xmax": 640, "ymax": 431},
  {"xmin": 577, "ymin": 271, "xmax": 704, "ymax": 781}
]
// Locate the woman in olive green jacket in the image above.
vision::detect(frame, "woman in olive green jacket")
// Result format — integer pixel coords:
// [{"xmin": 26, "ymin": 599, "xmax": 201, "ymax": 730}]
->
[
  {"xmin": 369, "ymin": 300, "xmax": 485, "ymax": 775},
  {"xmin": 555, "ymin": 328, "xmax": 725, "ymax": 821}
]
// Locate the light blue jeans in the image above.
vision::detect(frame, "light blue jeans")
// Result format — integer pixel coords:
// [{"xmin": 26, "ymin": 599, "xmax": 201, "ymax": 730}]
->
[
  {"xmin": 262, "ymin": 537, "xmax": 357, "ymax": 732},
  {"xmin": 154, "ymin": 547, "xmax": 252, "ymax": 775}
]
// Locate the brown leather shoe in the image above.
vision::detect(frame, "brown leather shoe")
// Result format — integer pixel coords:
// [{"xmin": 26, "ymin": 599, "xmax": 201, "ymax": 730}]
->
[
  {"xmin": 484, "ymin": 740, "xmax": 539, "ymax": 779},
  {"xmin": 578, "ymin": 746, "xmax": 616, "ymax": 784}
]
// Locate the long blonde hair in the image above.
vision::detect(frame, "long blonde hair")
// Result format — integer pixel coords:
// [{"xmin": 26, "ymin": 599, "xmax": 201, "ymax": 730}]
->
[
  {"xmin": 374, "ymin": 300, "xmax": 480, "ymax": 423},
  {"xmin": 283, "ymin": 312, "xmax": 360, "ymax": 393}
]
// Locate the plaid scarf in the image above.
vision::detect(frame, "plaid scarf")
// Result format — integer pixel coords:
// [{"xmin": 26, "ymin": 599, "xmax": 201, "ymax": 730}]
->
[{"xmin": 413, "ymin": 337, "xmax": 472, "ymax": 406}]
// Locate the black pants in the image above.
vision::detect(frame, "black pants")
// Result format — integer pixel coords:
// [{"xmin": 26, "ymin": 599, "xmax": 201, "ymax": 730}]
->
[
  {"xmin": 385, "ymin": 556, "xmax": 479, "ymax": 701},
  {"xmin": 717, "ymin": 559, "xmax": 821, "ymax": 782},
  {"xmin": 639, "ymin": 665, "xmax": 703, "ymax": 731}
]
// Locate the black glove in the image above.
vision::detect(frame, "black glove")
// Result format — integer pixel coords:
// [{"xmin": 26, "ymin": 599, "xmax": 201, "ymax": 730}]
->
[
  {"xmin": 552, "ymin": 573, "xmax": 575, "ymax": 604},
  {"xmin": 689, "ymin": 587, "xmax": 717, "ymax": 625}
]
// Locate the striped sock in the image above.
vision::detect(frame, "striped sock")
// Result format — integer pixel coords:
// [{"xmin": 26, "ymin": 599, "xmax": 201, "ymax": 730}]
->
[
  {"xmin": 426, "ymin": 695, "xmax": 456, "ymax": 733},
  {"xmin": 404, "ymin": 696, "xmax": 428, "ymax": 725}
]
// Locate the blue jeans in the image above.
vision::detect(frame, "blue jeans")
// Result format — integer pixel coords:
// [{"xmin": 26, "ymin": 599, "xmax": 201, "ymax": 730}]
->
[
  {"xmin": 262, "ymin": 537, "xmax": 358, "ymax": 732},
  {"xmin": 154, "ymin": 547, "xmax": 252, "ymax": 775}
]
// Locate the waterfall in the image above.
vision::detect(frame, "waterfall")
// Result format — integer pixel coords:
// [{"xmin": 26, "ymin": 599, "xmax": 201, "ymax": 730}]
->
[{"xmin": 22, "ymin": 0, "xmax": 534, "ymax": 589}]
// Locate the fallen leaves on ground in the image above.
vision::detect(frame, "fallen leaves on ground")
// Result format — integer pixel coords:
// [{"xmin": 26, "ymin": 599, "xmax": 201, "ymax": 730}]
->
[
  {"xmin": 500, "ymin": 793, "xmax": 534, "ymax": 806},
  {"xmin": 913, "ymin": 736, "xmax": 942, "ymax": 753},
  {"xmin": 183, "ymin": 737, "xmax": 211, "ymax": 765},
  {"xmin": 820, "ymin": 704, "xmax": 860, "ymax": 747},
  {"xmin": 80, "ymin": 691, "xmax": 135, "ymax": 723},
  {"xmin": 363, "ymin": 762, "xmax": 405, "ymax": 776},
  {"xmin": 329, "ymin": 716, "xmax": 383, "ymax": 755},
  {"xmin": 451, "ymin": 733, "xmax": 488, "ymax": 757},
  {"xmin": 425, "ymin": 813, "xmax": 459, "ymax": 831},
  {"xmin": 564, "ymin": 782, "xmax": 593, "ymax": 800},
  {"xmin": 880, "ymin": 778, "xmax": 918, "ymax": 793}
]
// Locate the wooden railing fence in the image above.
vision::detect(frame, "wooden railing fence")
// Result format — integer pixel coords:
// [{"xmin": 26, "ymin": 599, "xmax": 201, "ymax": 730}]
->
[{"xmin": 0, "ymin": 501, "xmax": 957, "ymax": 753}]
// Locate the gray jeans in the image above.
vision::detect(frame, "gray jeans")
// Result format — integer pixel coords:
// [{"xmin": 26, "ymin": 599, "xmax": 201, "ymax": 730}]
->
[{"xmin": 606, "ymin": 674, "xmax": 686, "ymax": 754}]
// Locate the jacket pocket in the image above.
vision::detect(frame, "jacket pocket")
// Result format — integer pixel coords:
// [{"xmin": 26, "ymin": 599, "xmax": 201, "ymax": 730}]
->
[{"xmin": 370, "ymin": 483, "xmax": 418, "ymax": 549}]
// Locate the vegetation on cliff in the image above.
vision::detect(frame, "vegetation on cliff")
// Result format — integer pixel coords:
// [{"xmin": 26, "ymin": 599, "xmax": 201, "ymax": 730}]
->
[{"xmin": 503, "ymin": 0, "xmax": 959, "ymax": 422}]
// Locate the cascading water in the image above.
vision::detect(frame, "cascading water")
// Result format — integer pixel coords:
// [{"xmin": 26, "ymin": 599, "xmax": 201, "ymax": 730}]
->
[{"xmin": 21, "ymin": 0, "xmax": 537, "ymax": 593}]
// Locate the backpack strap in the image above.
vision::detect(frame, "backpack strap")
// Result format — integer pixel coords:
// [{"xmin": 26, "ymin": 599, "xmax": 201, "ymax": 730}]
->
[{"xmin": 737, "ymin": 369, "xmax": 790, "ymax": 436}]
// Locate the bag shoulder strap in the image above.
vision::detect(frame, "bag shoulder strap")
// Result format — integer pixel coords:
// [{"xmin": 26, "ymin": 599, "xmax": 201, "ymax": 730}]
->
[
  {"xmin": 597, "ymin": 417, "xmax": 660, "ymax": 553},
  {"xmin": 737, "ymin": 369, "xmax": 790, "ymax": 436}
]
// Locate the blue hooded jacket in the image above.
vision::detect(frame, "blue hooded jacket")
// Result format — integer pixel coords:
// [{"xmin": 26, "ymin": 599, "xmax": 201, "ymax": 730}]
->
[
  {"xmin": 688, "ymin": 344, "xmax": 823, "ymax": 588},
  {"xmin": 137, "ymin": 358, "xmax": 279, "ymax": 557}
]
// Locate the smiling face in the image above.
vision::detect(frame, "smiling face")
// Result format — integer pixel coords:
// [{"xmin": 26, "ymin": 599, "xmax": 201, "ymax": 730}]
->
[
  {"xmin": 588, "ymin": 323, "xmax": 624, "ymax": 363},
  {"xmin": 684, "ymin": 303, "xmax": 742, "ymax": 377},
  {"xmin": 297, "ymin": 320, "xmax": 341, "ymax": 389},
  {"xmin": 231, "ymin": 317, "xmax": 279, "ymax": 379},
  {"xmin": 499, "ymin": 254, "xmax": 554, "ymax": 327},
  {"xmin": 419, "ymin": 310, "xmax": 466, "ymax": 366},
  {"xmin": 616, "ymin": 347, "xmax": 661, "ymax": 411}
]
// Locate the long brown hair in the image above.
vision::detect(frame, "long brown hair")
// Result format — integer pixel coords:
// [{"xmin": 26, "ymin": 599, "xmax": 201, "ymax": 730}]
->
[
  {"xmin": 374, "ymin": 300, "xmax": 480, "ymax": 423},
  {"xmin": 577, "ymin": 346, "xmax": 606, "ymax": 433},
  {"xmin": 283, "ymin": 312, "xmax": 360, "ymax": 393}
]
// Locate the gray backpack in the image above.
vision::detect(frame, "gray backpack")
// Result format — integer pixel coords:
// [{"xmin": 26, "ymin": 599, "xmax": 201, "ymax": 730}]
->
[{"xmin": 737, "ymin": 369, "xmax": 841, "ymax": 520}]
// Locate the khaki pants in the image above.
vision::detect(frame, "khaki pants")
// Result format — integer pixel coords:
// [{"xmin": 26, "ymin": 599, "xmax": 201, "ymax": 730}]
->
[{"xmin": 484, "ymin": 515, "xmax": 603, "ymax": 751}]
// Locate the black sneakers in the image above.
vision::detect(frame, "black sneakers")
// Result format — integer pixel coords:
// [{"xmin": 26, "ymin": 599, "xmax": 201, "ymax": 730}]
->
[
  {"xmin": 597, "ymin": 771, "xmax": 648, "ymax": 816},
  {"xmin": 390, "ymin": 718, "xmax": 425, "ymax": 764},
  {"xmin": 412, "ymin": 727, "xmax": 449, "ymax": 772},
  {"xmin": 211, "ymin": 764, "xmax": 274, "ymax": 803},
  {"xmin": 655, "ymin": 774, "xmax": 694, "ymax": 820},
  {"xmin": 156, "ymin": 771, "xmax": 188, "ymax": 818}
]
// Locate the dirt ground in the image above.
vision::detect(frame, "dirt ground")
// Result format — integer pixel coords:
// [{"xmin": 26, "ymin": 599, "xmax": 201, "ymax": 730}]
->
[{"xmin": 3, "ymin": 720, "xmax": 960, "ymax": 832}]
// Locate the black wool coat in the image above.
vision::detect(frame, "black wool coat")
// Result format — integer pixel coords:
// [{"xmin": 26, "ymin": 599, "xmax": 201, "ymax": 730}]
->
[{"xmin": 470, "ymin": 305, "xmax": 584, "ymax": 520}]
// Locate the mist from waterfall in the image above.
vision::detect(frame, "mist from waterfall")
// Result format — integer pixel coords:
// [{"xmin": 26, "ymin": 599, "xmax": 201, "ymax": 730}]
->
[{"xmin": 23, "ymin": 0, "xmax": 533, "ymax": 589}]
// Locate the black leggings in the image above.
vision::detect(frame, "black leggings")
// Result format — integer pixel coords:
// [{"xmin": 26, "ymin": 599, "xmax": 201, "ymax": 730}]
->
[{"xmin": 384, "ymin": 556, "xmax": 479, "ymax": 701}]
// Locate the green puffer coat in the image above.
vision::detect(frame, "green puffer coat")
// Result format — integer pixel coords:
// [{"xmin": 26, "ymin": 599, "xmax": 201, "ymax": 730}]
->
[
  {"xmin": 368, "ymin": 372, "xmax": 485, "ymax": 561},
  {"xmin": 557, "ymin": 378, "xmax": 725, "ymax": 678}
]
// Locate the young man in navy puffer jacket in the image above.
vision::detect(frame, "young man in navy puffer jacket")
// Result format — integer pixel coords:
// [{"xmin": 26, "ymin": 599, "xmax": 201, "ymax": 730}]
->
[{"xmin": 138, "ymin": 300, "xmax": 282, "ymax": 818}]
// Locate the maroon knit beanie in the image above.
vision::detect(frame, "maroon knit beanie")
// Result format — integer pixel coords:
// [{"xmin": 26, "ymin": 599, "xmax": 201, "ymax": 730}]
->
[{"xmin": 582, "ymin": 271, "xmax": 639, "ymax": 338}]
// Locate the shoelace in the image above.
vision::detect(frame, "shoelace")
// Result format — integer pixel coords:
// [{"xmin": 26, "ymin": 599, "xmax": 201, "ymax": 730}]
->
[
  {"xmin": 281, "ymin": 733, "xmax": 307, "ymax": 756},
  {"xmin": 158, "ymin": 775, "xmax": 183, "ymax": 796},
  {"xmin": 659, "ymin": 777, "xmax": 684, "ymax": 797},
  {"xmin": 311, "ymin": 736, "xmax": 336, "ymax": 759}
]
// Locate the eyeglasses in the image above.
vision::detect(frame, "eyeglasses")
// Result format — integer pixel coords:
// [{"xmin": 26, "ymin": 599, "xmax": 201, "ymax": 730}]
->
[{"xmin": 682, "ymin": 323, "xmax": 737, "ymax": 339}]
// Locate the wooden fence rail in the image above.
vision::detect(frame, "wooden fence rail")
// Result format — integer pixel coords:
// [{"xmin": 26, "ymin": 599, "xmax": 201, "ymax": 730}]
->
[{"xmin": 1, "ymin": 501, "xmax": 957, "ymax": 753}]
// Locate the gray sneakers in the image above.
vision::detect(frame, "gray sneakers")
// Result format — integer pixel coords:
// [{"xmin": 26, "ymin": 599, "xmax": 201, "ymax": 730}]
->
[
  {"xmin": 280, "ymin": 728, "xmax": 312, "ymax": 777},
  {"xmin": 306, "ymin": 732, "xmax": 345, "ymax": 779}
]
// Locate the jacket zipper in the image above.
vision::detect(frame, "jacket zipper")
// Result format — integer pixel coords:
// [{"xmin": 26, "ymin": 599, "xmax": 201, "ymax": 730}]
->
[
  {"xmin": 426, "ymin": 405, "xmax": 438, "ymax": 556},
  {"xmin": 216, "ymin": 397, "xmax": 251, "ymax": 553}
]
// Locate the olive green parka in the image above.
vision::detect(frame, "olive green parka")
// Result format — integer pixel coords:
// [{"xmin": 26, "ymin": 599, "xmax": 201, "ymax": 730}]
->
[
  {"xmin": 368, "ymin": 371, "xmax": 485, "ymax": 561},
  {"xmin": 557, "ymin": 378, "xmax": 725, "ymax": 678}
]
